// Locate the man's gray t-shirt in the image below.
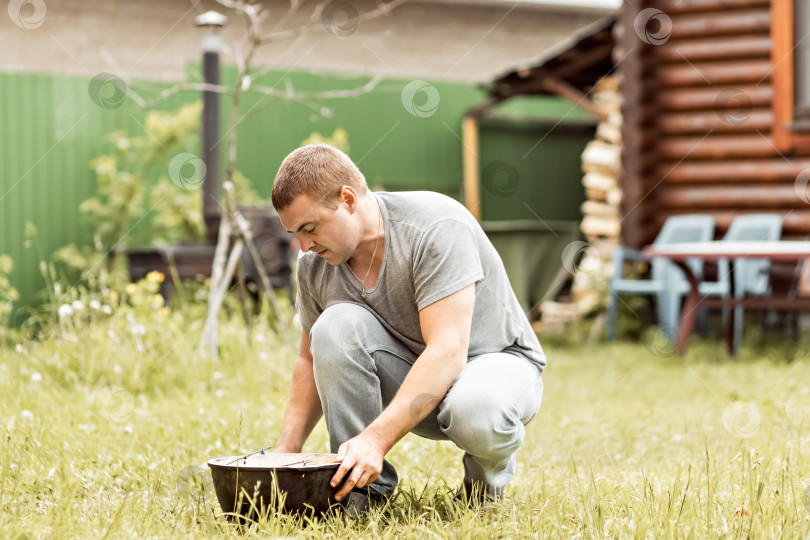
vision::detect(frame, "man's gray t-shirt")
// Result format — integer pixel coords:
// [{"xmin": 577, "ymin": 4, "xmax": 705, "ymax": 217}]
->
[{"xmin": 295, "ymin": 191, "xmax": 546, "ymax": 373}]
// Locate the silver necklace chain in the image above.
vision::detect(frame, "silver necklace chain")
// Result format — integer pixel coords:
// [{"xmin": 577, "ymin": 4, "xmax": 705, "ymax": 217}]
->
[{"xmin": 348, "ymin": 203, "xmax": 382, "ymax": 298}]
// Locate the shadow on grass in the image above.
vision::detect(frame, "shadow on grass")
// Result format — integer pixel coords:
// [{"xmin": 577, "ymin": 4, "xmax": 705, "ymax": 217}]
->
[{"xmin": 208, "ymin": 480, "xmax": 510, "ymax": 536}]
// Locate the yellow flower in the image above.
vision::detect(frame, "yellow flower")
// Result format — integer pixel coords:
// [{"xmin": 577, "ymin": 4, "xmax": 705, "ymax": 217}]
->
[
  {"xmin": 146, "ymin": 271, "xmax": 165, "ymax": 283},
  {"xmin": 110, "ymin": 291, "xmax": 118, "ymax": 303},
  {"xmin": 159, "ymin": 306, "xmax": 170, "ymax": 316},
  {"xmin": 152, "ymin": 294, "xmax": 164, "ymax": 308},
  {"xmin": 125, "ymin": 283, "xmax": 137, "ymax": 295}
]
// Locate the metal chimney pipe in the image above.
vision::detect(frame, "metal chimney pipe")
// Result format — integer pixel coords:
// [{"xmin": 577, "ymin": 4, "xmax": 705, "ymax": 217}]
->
[{"xmin": 194, "ymin": 11, "xmax": 228, "ymax": 244}]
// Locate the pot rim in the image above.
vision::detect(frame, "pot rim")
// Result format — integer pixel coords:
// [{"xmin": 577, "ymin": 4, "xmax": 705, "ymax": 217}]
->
[{"xmin": 207, "ymin": 452, "xmax": 341, "ymax": 472}]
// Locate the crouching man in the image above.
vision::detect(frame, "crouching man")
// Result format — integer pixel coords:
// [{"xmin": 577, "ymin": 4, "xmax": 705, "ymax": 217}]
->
[{"xmin": 270, "ymin": 144, "xmax": 545, "ymax": 509}]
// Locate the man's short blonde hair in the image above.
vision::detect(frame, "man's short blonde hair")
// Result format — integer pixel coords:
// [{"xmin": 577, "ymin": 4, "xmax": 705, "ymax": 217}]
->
[{"xmin": 271, "ymin": 144, "xmax": 368, "ymax": 212}]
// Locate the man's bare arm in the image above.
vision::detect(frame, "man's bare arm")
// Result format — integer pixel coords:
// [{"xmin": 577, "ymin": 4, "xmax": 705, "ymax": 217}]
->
[
  {"xmin": 273, "ymin": 329, "xmax": 323, "ymax": 453},
  {"xmin": 366, "ymin": 283, "xmax": 473, "ymax": 448},
  {"xmin": 330, "ymin": 283, "xmax": 475, "ymax": 498}
]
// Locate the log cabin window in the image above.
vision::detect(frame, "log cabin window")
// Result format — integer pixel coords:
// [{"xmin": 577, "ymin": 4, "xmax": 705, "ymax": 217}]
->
[{"xmin": 772, "ymin": 0, "xmax": 810, "ymax": 149}]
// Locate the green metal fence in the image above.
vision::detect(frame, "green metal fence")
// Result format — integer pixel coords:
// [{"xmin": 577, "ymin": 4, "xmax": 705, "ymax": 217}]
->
[
  {"xmin": 0, "ymin": 71, "xmax": 198, "ymax": 316},
  {"xmin": 0, "ymin": 68, "xmax": 592, "ymax": 317}
]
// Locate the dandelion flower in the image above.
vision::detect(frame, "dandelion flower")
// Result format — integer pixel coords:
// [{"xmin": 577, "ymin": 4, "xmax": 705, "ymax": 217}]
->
[
  {"xmin": 146, "ymin": 271, "xmax": 165, "ymax": 283},
  {"xmin": 57, "ymin": 304, "xmax": 73, "ymax": 319},
  {"xmin": 89, "ymin": 300, "xmax": 101, "ymax": 310},
  {"xmin": 72, "ymin": 300, "xmax": 84, "ymax": 311},
  {"xmin": 125, "ymin": 284, "xmax": 137, "ymax": 295}
]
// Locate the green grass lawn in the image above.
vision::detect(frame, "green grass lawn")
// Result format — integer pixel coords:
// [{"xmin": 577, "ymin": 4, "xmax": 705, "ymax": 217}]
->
[{"xmin": 2, "ymin": 292, "xmax": 810, "ymax": 538}]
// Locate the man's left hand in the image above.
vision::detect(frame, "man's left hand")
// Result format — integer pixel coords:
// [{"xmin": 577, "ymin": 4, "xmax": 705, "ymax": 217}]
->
[{"xmin": 330, "ymin": 431, "xmax": 387, "ymax": 501}]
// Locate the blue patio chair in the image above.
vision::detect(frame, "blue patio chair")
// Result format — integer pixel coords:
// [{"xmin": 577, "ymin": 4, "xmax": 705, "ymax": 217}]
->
[
  {"xmin": 697, "ymin": 213, "xmax": 782, "ymax": 353},
  {"xmin": 606, "ymin": 214, "xmax": 715, "ymax": 342}
]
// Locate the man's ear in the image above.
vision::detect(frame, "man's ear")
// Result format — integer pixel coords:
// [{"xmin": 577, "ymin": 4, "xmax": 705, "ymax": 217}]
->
[{"xmin": 339, "ymin": 186, "xmax": 359, "ymax": 213}]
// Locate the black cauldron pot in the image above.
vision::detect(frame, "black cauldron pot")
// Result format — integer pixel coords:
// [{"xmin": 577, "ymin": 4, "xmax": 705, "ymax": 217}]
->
[{"xmin": 208, "ymin": 453, "xmax": 346, "ymax": 519}]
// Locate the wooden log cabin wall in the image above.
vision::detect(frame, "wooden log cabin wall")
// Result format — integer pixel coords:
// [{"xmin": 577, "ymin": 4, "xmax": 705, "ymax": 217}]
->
[{"xmin": 616, "ymin": 0, "xmax": 810, "ymax": 250}]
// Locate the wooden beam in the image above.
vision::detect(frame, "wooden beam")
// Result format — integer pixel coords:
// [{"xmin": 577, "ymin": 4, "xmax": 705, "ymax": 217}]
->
[
  {"xmin": 462, "ymin": 115, "xmax": 481, "ymax": 221},
  {"xmin": 657, "ymin": 134, "xmax": 778, "ymax": 159},
  {"xmin": 466, "ymin": 95, "xmax": 505, "ymax": 118},
  {"xmin": 669, "ymin": 9, "xmax": 771, "ymax": 39},
  {"xmin": 551, "ymin": 42, "xmax": 615, "ymax": 80},
  {"xmin": 658, "ymin": 0, "xmax": 769, "ymax": 14},
  {"xmin": 657, "ymin": 185, "xmax": 804, "ymax": 208},
  {"xmin": 657, "ymin": 59, "xmax": 772, "ymax": 87},
  {"xmin": 541, "ymin": 76, "xmax": 607, "ymax": 121},
  {"xmin": 658, "ymin": 85, "xmax": 772, "ymax": 111},
  {"xmin": 656, "ymin": 158, "xmax": 810, "ymax": 183},
  {"xmin": 658, "ymin": 108, "xmax": 772, "ymax": 134},
  {"xmin": 654, "ymin": 35, "xmax": 771, "ymax": 63}
]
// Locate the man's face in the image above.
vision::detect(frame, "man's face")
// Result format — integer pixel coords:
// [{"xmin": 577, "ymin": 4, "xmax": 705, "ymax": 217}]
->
[{"xmin": 278, "ymin": 192, "xmax": 358, "ymax": 266}]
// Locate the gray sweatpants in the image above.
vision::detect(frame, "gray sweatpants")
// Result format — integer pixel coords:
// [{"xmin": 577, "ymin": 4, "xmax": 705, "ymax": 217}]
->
[{"xmin": 308, "ymin": 302, "xmax": 543, "ymax": 497}]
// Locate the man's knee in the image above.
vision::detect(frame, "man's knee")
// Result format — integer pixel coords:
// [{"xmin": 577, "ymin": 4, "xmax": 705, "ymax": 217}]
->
[
  {"xmin": 437, "ymin": 391, "xmax": 525, "ymax": 459},
  {"xmin": 310, "ymin": 303, "xmax": 378, "ymax": 368}
]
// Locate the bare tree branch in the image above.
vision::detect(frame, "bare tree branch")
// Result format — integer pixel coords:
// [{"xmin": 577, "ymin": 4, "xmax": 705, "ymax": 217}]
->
[
  {"xmin": 258, "ymin": 0, "xmax": 409, "ymax": 44},
  {"xmin": 125, "ymin": 71, "xmax": 384, "ymax": 111},
  {"xmin": 232, "ymin": 73, "xmax": 386, "ymax": 127},
  {"xmin": 249, "ymin": 72, "xmax": 384, "ymax": 100},
  {"xmin": 125, "ymin": 82, "xmax": 234, "ymax": 109},
  {"xmin": 118, "ymin": 0, "xmax": 407, "ymax": 110},
  {"xmin": 114, "ymin": 0, "xmax": 408, "ymax": 163},
  {"xmin": 270, "ymin": 0, "xmax": 312, "ymax": 36},
  {"xmin": 220, "ymin": 1, "xmax": 263, "ymax": 188}
]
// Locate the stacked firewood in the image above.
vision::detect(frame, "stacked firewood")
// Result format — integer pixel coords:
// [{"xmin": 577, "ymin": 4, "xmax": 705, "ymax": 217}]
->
[
  {"xmin": 573, "ymin": 76, "xmax": 622, "ymax": 315},
  {"xmin": 581, "ymin": 78, "xmax": 622, "ymax": 241},
  {"xmin": 539, "ymin": 76, "xmax": 621, "ymax": 332}
]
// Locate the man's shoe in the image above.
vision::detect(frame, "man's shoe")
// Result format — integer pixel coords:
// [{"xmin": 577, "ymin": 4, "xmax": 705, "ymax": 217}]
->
[
  {"xmin": 343, "ymin": 489, "xmax": 387, "ymax": 517},
  {"xmin": 455, "ymin": 480, "xmax": 504, "ymax": 507}
]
